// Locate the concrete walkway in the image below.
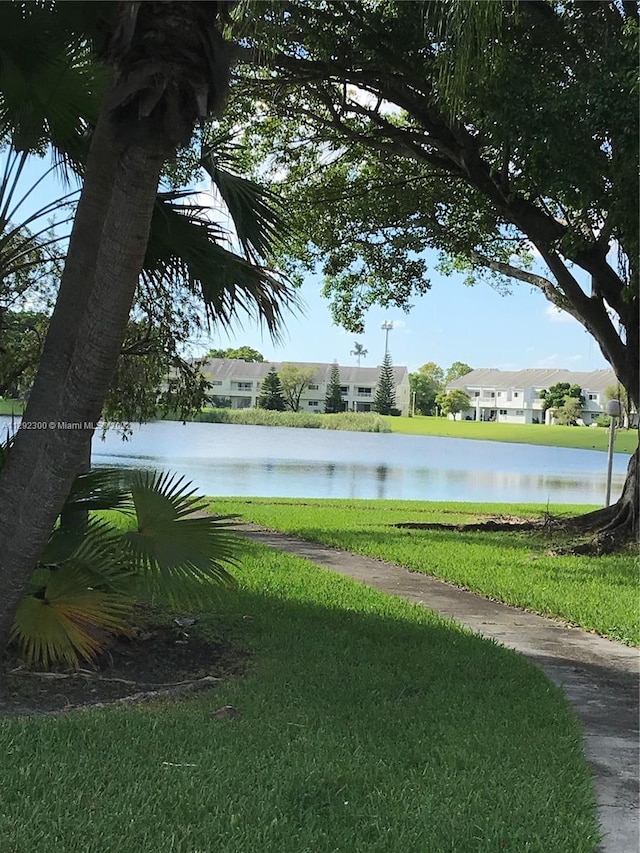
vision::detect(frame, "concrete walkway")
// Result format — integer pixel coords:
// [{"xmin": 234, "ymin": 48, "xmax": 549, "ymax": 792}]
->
[{"xmin": 237, "ymin": 524, "xmax": 639, "ymax": 853}]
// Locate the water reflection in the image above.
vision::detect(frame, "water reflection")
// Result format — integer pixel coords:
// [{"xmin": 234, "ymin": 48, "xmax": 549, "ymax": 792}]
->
[{"xmin": 0, "ymin": 416, "xmax": 628, "ymax": 504}]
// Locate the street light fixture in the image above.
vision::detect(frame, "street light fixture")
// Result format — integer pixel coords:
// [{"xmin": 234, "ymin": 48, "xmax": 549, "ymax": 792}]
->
[
  {"xmin": 604, "ymin": 399, "xmax": 622, "ymax": 507},
  {"xmin": 381, "ymin": 320, "xmax": 393, "ymax": 355}
]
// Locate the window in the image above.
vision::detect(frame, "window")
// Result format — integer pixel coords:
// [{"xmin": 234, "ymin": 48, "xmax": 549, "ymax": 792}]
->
[
  {"xmin": 211, "ymin": 380, "xmax": 223, "ymax": 386},
  {"xmin": 357, "ymin": 387, "xmax": 372, "ymax": 396},
  {"xmin": 588, "ymin": 393, "xmax": 597, "ymax": 400},
  {"xmin": 497, "ymin": 391, "xmax": 503, "ymax": 397},
  {"xmin": 340, "ymin": 386, "xmax": 349, "ymax": 394},
  {"xmin": 514, "ymin": 392, "xmax": 519, "ymax": 398},
  {"xmin": 516, "ymin": 410, "xmax": 523, "ymax": 416},
  {"xmin": 235, "ymin": 381, "xmax": 252, "ymax": 391},
  {"xmin": 489, "ymin": 392, "xmax": 495, "ymax": 398},
  {"xmin": 499, "ymin": 409, "xmax": 507, "ymax": 415},
  {"xmin": 474, "ymin": 391, "xmax": 480, "ymax": 397},
  {"xmin": 308, "ymin": 384, "xmax": 319, "ymax": 390},
  {"xmin": 308, "ymin": 400, "xmax": 319, "ymax": 407}
]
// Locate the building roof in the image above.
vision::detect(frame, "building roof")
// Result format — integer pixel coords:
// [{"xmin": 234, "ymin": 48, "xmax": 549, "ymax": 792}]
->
[
  {"xmin": 447, "ymin": 368, "xmax": 618, "ymax": 393},
  {"xmin": 199, "ymin": 358, "xmax": 408, "ymax": 385}
]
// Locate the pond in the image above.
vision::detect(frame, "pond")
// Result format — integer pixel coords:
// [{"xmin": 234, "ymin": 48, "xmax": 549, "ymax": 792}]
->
[
  {"xmin": 1, "ymin": 417, "xmax": 627, "ymax": 504},
  {"xmin": 88, "ymin": 420, "xmax": 630, "ymax": 505}
]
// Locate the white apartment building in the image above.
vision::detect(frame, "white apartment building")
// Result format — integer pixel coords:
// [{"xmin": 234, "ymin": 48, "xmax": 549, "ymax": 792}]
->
[
  {"xmin": 199, "ymin": 359, "xmax": 411, "ymax": 416},
  {"xmin": 447, "ymin": 368, "xmax": 619, "ymax": 425}
]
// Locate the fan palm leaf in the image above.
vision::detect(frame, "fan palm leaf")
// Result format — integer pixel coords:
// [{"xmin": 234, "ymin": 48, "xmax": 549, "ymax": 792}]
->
[
  {"xmin": 0, "ymin": 2, "xmax": 105, "ymax": 170},
  {"xmin": 144, "ymin": 192, "xmax": 298, "ymax": 339},
  {"xmin": 63, "ymin": 468, "xmax": 132, "ymax": 514},
  {"xmin": 119, "ymin": 471, "xmax": 240, "ymax": 609},
  {"xmin": 200, "ymin": 132, "xmax": 289, "ymax": 262},
  {"xmin": 11, "ymin": 577, "xmax": 132, "ymax": 669},
  {"xmin": 37, "ymin": 515, "xmax": 127, "ymax": 579},
  {"xmin": 11, "ymin": 535, "xmax": 134, "ymax": 670}
]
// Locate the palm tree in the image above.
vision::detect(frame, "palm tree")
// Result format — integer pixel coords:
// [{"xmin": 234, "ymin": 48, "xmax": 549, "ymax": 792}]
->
[
  {"xmin": 350, "ymin": 341, "xmax": 368, "ymax": 367},
  {"xmin": 0, "ymin": 1, "xmax": 294, "ymax": 663},
  {"xmin": 3, "ymin": 457, "xmax": 239, "ymax": 668}
]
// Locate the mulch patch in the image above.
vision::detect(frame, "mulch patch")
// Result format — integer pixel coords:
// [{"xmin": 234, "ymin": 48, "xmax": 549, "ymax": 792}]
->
[
  {"xmin": 393, "ymin": 515, "xmax": 540, "ymax": 532},
  {"xmin": 0, "ymin": 621, "xmax": 250, "ymax": 717}
]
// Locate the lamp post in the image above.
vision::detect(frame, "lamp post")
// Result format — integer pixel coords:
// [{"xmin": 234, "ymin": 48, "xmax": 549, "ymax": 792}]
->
[
  {"xmin": 381, "ymin": 320, "xmax": 393, "ymax": 355},
  {"xmin": 605, "ymin": 399, "xmax": 622, "ymax": 507}
]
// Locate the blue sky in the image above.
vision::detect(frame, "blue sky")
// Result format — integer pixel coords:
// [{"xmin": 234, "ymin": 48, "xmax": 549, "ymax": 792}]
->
[
  {"xmin": 15, "ymin": 153, "xmax": 608, "ymax": 376},
  {"xmin": 206, "ymin": 266, "xmax": 608, "ymax": 375}
]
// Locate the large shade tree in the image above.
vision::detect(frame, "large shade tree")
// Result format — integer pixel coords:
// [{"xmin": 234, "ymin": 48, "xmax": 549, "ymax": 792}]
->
[
  {"xmin": 227, "ymin": 0, "xmax": 639, "ymax": 540},
  {"xmin": 0, "ymin": 1, "xmax": 294, "ymax": 660}
]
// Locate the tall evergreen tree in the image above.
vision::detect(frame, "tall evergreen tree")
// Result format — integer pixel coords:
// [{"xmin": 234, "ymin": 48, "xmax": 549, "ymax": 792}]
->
[
  {"xmin": 257, "ymin": 367, "xmax": 286, "ymax": 411},
  {"xmin": 324, "ymin": 361, "xmax": 343, "ymax": 413},
  {"xmin": 373, "ymin": 352, "xmax": 396, "ymax": 416}
]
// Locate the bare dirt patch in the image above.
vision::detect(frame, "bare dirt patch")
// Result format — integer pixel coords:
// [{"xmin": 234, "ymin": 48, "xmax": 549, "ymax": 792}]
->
[
  {"xmin": 1, "ymin": 620, "xmax": 250, "ymax": 717},
  {"xmin": 393, "ymin": 514, "xmax": 540, "ymax": 532}
]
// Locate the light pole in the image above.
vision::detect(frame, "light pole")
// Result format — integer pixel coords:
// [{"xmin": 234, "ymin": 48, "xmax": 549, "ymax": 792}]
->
[
  {"xmin": 604, "ymin": 399, "xmax": 621, "ymax": 507},
  {"xmin": 381, "ymin": 320, "xmax": 393, "ymax": 355}
]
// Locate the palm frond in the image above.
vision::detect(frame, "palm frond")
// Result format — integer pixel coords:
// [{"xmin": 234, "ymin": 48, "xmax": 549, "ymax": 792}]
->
[
  {"xmin": 63, "ymin": 468, "xmax": 133, "ymax": 513},
  {"xmin": 0, "ymin": 4, "xmax": 103, "ymax": 169},
  {"xmin": 200, "ymin": 134, "xmax": 289, "ymax": 262},
  {"xmin": 10, "ymin": 561, "xmax": 133, "ymax": 669},
  {"xmin": 38, "ymin": 516, "xmax": 127, "ymax": 579},
  {"xmin": 119, "ymin": 470, "xmax": 240, "ymax": 609},
  {"xmin": 143, "ymin": 193, "xmax": 299, "ymax": 341}
]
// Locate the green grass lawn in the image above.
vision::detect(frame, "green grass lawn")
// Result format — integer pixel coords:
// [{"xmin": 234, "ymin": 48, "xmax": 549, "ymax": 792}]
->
[
  {"xmin": 213, "ymin": 498, "xmax": 640, "ymax": 646},
  {"xmin": 385, "ymin": 415, "xmax": 638, "ymax": 454},
  {"xmin": 0, "ymin": 542, "xmax": 600, "ymax": 852},
  {"xmin": 0, "ymin": 398, "xmax": 24, "ymax": 416}
]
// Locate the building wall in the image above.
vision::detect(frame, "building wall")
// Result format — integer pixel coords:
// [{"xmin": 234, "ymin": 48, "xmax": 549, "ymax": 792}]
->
[
  {"xmin": 200, "ymin": 359, "xmax": 411, "ymax": 416},
  {"xmin": 448, "ymin": 368, "xmax": 618, "ymax": 425}
]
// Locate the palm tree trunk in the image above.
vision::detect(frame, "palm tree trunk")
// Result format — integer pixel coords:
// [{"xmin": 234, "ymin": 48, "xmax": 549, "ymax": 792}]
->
[
  {"xmin": 0, "ymin": 101, "xmax": 171, "ymax": 663},
  {"xmin": 0, "ymin": 2, "xmax": 233, "ymax": 675}
]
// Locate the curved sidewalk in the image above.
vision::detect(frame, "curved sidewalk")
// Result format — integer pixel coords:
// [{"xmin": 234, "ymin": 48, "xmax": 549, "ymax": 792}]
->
[{"xmin": 237, "ymin": 524, "xmax": 639, "ymax": 853}]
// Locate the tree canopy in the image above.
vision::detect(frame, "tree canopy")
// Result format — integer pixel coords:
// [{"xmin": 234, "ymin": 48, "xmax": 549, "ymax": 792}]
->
[
  {"xmin": 445, "ymin": 362, "xmax": 473, "ymax": 386},
  {"xmin": 436, "ymin": 389, "xmax": 471, "ymax": 420},
  {"xmin": 410, "ymin": 362, "xmax": 445, "ymax": 415},
  {"xmin": 227, "ymin": 0, "xmax": 638, "ymax": 408},
  {"xmin": 554, "ymin": 395, "xmax": 583, "ymax": 427},
  {"xmin": 221, "ymin": 0, "xmax": 638, "ymax": 537},
  {"xmin": 278, "ymin": 363, "xmax": 317, "ymax": 411},
  {"xmin": 206, "ymin": 345, "xmax": 265, "ymax": 361},
  {"xmin": 540, "ymin": 383, "xmax": 583, "ymax": 413}
]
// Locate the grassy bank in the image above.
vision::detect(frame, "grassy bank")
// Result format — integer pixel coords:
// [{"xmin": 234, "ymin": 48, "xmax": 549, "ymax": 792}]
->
[
  {"xmin": 0, "ymin": 398, "xmax": 24, "ymax": 416},
  {"xmin": 164, "ymin": 407, "xmax": 637, "ymax": 452},
  {"xmin": 0, "ymin": 542, "xmax": 599, "ymax": 852},
  {"xmin": 213, "ymin": 498, "xmax": 639, "ymax": 645},
  {"xmin": 171, "ymin": 407, "xmax": 391, "ymax": 432},
  {"xmin": 385, "ymin": 415, "xmax": 638, "ymax": 453}
]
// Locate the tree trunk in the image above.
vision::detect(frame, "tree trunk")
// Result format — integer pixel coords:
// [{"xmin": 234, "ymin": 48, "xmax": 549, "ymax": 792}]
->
[
  {"xmin": 0, "ymin": 2, "xmax": 232, "ymax": 678},
  {"xmin": 565, "ymin": 444, "xmax": 639, "ymax": 544},
  {"xmin": 0, "ymin": 97, "xmax": 171, "ymax": 666},
  {"xmin": 58, "ymin": 435, "xmax": 93, "ymax": 535}
]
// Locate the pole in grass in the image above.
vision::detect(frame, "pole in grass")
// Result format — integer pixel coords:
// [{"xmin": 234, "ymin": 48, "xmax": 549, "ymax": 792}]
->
[{"xmin": 604, "ymin": 399, "xmax": 621, "ymax": 507}]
